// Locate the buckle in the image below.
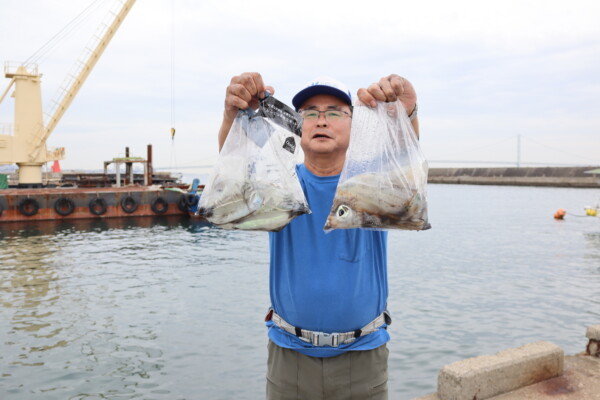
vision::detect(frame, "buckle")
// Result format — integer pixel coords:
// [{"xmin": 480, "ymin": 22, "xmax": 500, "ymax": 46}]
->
[
  {"xmin": 383, "ymin": 310, "xmax": 392, "ymax": 326},
  {"xmin": 265, "ymin": 308, "xmax": 274, "ymax": 322},
  {"xmin": 312, "ymin": 332, "xmax": 338, "ymax": 347}
]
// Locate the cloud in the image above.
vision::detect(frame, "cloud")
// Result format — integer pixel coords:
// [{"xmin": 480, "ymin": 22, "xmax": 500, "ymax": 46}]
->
[{"xmin": 2, "ymin": 0, "xmax": 599, "ymax": 172}]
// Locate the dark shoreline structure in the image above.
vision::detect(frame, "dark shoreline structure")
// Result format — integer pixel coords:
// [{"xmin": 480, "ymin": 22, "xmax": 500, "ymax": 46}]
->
[{"xmin": 428, "ymin": 166, "xmax": 600, "ymax": 188}]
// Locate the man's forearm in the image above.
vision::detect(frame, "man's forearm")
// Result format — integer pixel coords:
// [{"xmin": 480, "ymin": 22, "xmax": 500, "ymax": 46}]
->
[
  {"xmin": 218, "ymin": 113, "xmax": 235, "ymax": 151},
  {"xmin": 411, "ymin": 116, "xmax": 419, "ymax": 139}
]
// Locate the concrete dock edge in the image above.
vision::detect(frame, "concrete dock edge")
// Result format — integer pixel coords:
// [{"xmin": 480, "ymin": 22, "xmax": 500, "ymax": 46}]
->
[
  {"xmin": 436, "ymin": 341, "xmax": 563, "ymax": 400},
  {"xmin": 411, "ymin": 325, "xmax": 600, "ymax": 400},
  {"xmin": 586, "ymin": 325, "xmax": 600, "ymax": 357},
  {"xmin": 586, "ymin": 325, "xmax": 600, "ymax": 340}
]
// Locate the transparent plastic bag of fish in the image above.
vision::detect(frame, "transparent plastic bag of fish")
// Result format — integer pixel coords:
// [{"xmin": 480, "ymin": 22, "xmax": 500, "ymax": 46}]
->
[
  {"xmin": 197, "ymin": 94, "xmax": 310, "ymax": 231},
  {"xmin": 324, "ymin": 100, "xmax": 430, "ymax": 231}
]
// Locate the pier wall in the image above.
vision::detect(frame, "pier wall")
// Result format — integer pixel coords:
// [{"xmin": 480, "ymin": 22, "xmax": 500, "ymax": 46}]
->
[{"xmin": 428, "ymin": 166, "xmax": 600, "ymax": 188}]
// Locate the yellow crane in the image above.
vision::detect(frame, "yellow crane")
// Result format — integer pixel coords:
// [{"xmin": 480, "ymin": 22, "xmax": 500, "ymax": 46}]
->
[{"xmin": 0, "ymin": 0, "xmax": 136, "ymax": 186}]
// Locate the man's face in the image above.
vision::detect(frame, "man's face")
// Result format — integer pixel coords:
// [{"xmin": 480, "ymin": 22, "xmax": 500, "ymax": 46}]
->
[{"xmin": 299, "ymin": 94, "xmax": 352, "ymax": 159}]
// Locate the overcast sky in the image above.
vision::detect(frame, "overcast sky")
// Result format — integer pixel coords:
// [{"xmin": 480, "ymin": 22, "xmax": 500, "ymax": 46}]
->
[{"xmin": 1, "ymin": 0, "xmax": 599, "ymax": 174}]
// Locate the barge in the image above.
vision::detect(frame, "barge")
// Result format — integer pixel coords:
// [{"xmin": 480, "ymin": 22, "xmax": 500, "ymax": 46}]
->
[
  {"xmin": 0, "ymin": 145, "xmax": 200, "ymax": 223},
  {"xmin": 0, "ymin": 185, "xmax": 188, "ymax": 222}
]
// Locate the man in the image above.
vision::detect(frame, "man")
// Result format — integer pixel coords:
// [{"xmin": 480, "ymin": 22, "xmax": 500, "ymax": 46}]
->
[{"xmin": 218, "ymin": 73, "xmax": 418, "ymax": 400}]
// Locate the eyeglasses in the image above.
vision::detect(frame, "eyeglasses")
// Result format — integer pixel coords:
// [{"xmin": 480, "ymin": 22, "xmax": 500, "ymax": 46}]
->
[{"xmin": 299, "ymin": 109, "xmax": 351, "ymax": 122}]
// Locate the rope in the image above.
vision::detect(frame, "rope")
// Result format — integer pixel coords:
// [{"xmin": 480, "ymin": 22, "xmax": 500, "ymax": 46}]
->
[
  {"xmin": 170, "ymin": 0, "xmax": 175, "ymax": 134},
  {"xmin": 25, "ymin": 0, "xmax": 108, "ymax": 66},
  {"xmin": 564, "ymin": 209, "xmax": 598, "ymax": 218},
  {"xmin": 168, "ymin": 0, "xmax": 178, "ymax": 172},
  {"xmin": 567, "ymin": 212, "xmax": 591, "ymax": 218}
]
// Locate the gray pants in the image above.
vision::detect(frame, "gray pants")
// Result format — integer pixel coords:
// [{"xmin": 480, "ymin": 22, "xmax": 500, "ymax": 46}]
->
[{"xmin": 266, "ymin": 341, "xmax": 388, "ymax": 400}]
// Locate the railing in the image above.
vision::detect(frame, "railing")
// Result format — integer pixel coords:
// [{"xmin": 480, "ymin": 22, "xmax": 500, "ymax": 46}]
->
[
  {"xmin": 47, "ymin": 146, "xmax": 66, "ymax": 161},
  {"xmin": 4, "ymin": 61, "xmax": 39, "ymax": 76}
]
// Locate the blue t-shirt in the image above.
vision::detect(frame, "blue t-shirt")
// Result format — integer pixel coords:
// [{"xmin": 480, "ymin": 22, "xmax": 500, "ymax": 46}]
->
[{"xmin": 267, "ymin": 164, "xmax": 389, "ymax": 357}]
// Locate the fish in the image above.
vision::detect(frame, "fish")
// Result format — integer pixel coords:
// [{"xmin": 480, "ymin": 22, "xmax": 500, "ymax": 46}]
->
[
  {"xmin": 198, "ymin": 178, "xmax": 310, "ymax": 232},
  {"xmin": 198, "ymin": 105, "xmax": 309, "ymax": 231},
  {"xmin": 198, "ymin": 179, "xmax": 260, "ymax": 224},
  {"xmin": 324, "ymin": 171, "xmax": 430, "ymax": 231},
  {"xmin": 218, "ymin": 206, "xmax": 307, "ymax": 232}
]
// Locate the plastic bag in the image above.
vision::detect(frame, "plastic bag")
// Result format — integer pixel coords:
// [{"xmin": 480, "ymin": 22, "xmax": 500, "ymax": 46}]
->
[
  {"xmin": 198, "ymin": 94, "xmax": 310, "ymax": 231},
  {"xmin": 324, "ymin": 100, "xmax": 430, "ymax": 231}
]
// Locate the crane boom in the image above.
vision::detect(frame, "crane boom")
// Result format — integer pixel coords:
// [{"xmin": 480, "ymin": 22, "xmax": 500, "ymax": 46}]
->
[{"xmin": 30, "ymin": 0, "xmax": 137, "ymax": 160}]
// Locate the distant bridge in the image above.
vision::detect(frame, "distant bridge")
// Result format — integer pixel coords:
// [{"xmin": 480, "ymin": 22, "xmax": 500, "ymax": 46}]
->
[
  {"xmin": 154, "ymin": 160, "xmax": 596, "ymax": 171},
  {"xmin": 425, "ymin": 160, "xmax": 595, "ymax": 167}
]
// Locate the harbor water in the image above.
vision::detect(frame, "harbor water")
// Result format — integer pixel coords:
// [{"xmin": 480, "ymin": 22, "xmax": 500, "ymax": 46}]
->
[{"xmin": 1, "ymin": 184, "xmax": 599, "ymax": 400}]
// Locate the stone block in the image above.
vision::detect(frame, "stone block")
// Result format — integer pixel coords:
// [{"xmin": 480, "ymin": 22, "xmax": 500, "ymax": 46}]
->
[
  {"xmin": 586, "ymin": 325, "xmax": 600, "ymax": 340},
  {"xmin": 437, "ymin": 341, "xmax": 564, "ymax": 400},
  {"xmin": 411, "ymin": 394, "xmax": 440, "ymax": 400}
]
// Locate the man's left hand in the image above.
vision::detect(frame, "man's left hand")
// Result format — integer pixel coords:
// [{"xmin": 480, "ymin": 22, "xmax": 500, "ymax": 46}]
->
[{"xmin": 357, "ymin": 74, "xmax": 417, "ymax": 116}]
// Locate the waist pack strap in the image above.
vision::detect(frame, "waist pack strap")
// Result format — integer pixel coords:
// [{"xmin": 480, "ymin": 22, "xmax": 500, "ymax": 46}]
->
[{"xmin": 266, "ymin": 309, "xmax": 390, "ymax": 347}]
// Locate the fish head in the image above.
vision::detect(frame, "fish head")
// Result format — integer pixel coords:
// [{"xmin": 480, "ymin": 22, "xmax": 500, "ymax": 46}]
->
[
  {"xmin": 324, "ymin": 202, "xmax": 363, "ymax": 230},
  {"xmin": 197, "ymin": 205, "xmax": 213, "ymax": 218}
]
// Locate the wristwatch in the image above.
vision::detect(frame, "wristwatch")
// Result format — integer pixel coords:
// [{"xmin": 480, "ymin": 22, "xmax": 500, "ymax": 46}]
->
[{"xmin": 408, "ymin": 103, "xmax": 418, "ymax": 121}]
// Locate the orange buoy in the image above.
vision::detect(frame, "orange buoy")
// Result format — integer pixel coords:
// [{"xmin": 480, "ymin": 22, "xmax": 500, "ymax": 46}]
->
[{"xmin": 554, "ymin": 208, "xmax": 566, "ymax": 220}]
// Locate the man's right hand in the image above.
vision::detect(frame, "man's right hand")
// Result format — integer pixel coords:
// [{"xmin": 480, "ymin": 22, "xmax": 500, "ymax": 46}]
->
[
  {"xmin": 219, "ymin": 72, "xmax": 274, "ymax": 150},
  {"xmin": 224, "ymin": 72, "xmax": 274, "ymax": 120}
]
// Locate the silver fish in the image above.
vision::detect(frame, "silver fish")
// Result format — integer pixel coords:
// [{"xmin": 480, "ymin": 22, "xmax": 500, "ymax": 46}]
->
[
  {"xmin": 324, "ymin": 172, "xmax": 430, "ymax": 231},
  {"xmin": 218, "ymin": 206, "xmax": 306, "ymax": 232},
  {"xmin": 199, "ymin": 179, "xmax": 310, "ymax": 232},
  {"xmin": 198, "ymin": 178, "xmax": 261, "ymax": 225}
]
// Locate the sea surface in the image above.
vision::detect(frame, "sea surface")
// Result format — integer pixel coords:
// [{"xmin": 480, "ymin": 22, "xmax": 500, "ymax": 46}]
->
[{"xmin": 1, "ymin": 184, "xmax": 599, "ymax": 400}]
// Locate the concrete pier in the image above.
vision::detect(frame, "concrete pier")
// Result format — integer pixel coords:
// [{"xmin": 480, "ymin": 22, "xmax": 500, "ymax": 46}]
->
[
  {"xmin": 412, "ymin": 325, "xmax": 600, "ymax": 400},
  {"xmin": 587, "ymin": 325, "xmax": 600, "ymax": 357},
  {"xmin": 428, "ymin": 166, "xmax": 600, "ymax": 188}
]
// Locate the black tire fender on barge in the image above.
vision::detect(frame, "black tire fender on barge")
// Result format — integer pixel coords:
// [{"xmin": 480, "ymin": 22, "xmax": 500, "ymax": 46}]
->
[
  {"xmin": 177, "ymin": 194, "xmax": 188, "ymax": 212},
  {"xmin": 18, "ymin": 198, "xmax": 40, "ymax": 216},
  {"xmin": 120, "ymin": 196, "xmax": 138, "ymax": 214},
  {"xmin": 54, "ymin": 197, "xmax": 75, "ymax": 216},
  {"xmin": 186, "ymin": 193, "xmax": 199, "ymax": 208},
  {"xmin": 89, "ymin": 198, "xmax": 108, "ymax": 216},
  {"xmin": 177, "ymin": 193, "xmax": 198, "ymax": 212},
  {"xmin": 151, "ymin": 196, "xmax": 168, "ymax": 214}
]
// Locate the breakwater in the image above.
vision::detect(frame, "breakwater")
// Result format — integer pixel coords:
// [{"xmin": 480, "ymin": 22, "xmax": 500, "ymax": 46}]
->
[{"xmin": 428, "ymin": 166, "xmax": 600, "ymax": 188}]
